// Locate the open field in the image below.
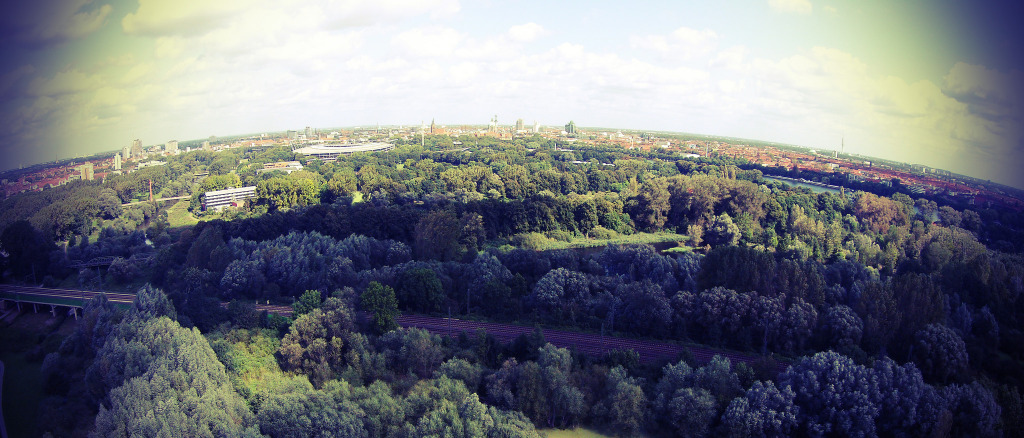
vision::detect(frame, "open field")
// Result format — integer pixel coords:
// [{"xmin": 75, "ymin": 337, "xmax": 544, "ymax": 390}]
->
[
  {"xmin": 529, "ymin": 231, "xmax": 689, "ymax": 251},
  {"xmin": 166, "ymin": 200, "xmax": 200, "ymax": 228},
  {"xmin": 540, "ymin": 427, "xmax": 618, "ymax": 438}
]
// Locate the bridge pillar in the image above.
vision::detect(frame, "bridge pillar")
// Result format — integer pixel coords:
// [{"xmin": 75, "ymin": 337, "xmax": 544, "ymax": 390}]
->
[
  {"xmin": 50, "ymin": 305, "xmax": 57, "ymax": 317},
  {"xmin": 68, "ymin": 307, "xmax": 78, "ymax": 320},
  {"xmin": 33, "ymin": 303, "xmax": 37, "ymax": 313}
]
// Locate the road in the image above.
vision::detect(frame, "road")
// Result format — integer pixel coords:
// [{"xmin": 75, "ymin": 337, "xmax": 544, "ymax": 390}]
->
[
  {"xmin": 0, "ymin": 284, "xmax": 290, "ymax": 316},
  {"xmin": 1, "ymin": 284, "xmax": 785, "ymax": 372}
]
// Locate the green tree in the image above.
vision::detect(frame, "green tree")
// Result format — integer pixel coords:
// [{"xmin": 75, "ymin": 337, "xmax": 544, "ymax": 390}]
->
[
  {"xmin": 704, "ymin": 213, "xmax": 741, "ymax": 247},
  {"xmin": 397, "ymin": 268, "xmax": 445, "ymax": 313},
  {"xmin": 0, "ymin": 220, "xmax": 53, "ymax": 281},
  {"xmin": 130, "ymin": 284, "xmax": 177, "ymax": 321},
  {"xmin": 278, "ymin": 297, "xmax": 359, "ymax": 387},
  {"xmin": 414, "ymin": 210, "xmax": 463, "ymax": 261},
  {"xmin": 362, "ymin": 281, "xmax": 399, "ymax": 334},
  {"xmin": 97, "ymin": 188, "xmax": 123, "ymax": 219},
  {"xmin": 293, "ymin": 289, "xmax": 323, "ymax": 316},
  {"xmin": 91, "ymin": 317, "xmax": 260, "ymax": 437}
]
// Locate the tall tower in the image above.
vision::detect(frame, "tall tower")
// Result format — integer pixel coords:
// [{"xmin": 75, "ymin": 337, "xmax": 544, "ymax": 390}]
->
[
  {"xmin": 430, "ymin": 119, "xmax": 436, "ymax": 134},
  {"xmin": 131, "ymin": 139, "xmax": 142, "ymax": 158},
  {"xmin": 114, "ymin": 153, "xmax": 122, "ymax": 171},
  {"xmin": 515, "ymin": 118, "xmax": 524, "ymax": 132},
  {"xmin": 78, "ymin": 162, "xmax": 94, "ymax": 181}
]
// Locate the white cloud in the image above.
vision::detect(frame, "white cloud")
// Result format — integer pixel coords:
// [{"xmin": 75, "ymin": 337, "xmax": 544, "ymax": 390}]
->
[
  {"xmin": 122, "ymin": 0, "xmax": 244, "ymax": 36},
  {"xmin": 508, "ymin": 22, "xmax": 547, "ymax": 43},
  {"xmin": 0, "ymin": 0, "xmax": 112, "ymax": 43},
  {"xmin": 630, "ymin": 27, "xmax": 718, "ymax": 61},
  {"xmin": 768, "ymin": 0, "xmax": 813, "ymax": 15},
  {"xmin": 323, "ymin": 0, "xmax": 460, "ymax": 28},
  {"xmin": 943, "ymin": 62, "xmax": 1023, "ymax": 112},
  {"xmin": 0, "ymin": 65, "xmax": 35, "ymax": 97},
  {"xmin": 392, "ymin": 27, "xmax": 464, "ymax": 57},
  {"xmin": 28, "ymin": 69, "xmax": 104, "ymax": 97}
]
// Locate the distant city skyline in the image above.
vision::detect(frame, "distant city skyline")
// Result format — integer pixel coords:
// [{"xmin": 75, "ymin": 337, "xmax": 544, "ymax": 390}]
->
[{"xmin": 1, "ymin": 0, "xmax": 1022, "ymax": 188}]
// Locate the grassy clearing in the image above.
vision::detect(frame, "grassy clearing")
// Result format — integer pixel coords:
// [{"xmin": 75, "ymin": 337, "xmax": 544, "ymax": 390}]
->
[
  {"xmin": 528, "ymin": 231, "xmax": 689, "ymax": 251},
  {"xmin": 540, "ymin": 427, "xmax": 617, "ymax": 438},
  {"xmin": 167, "ymin": 199, "xmax": 200, "ymax": 228},
  {"xmin": 352, "ymin": 191, "xmax": 364, "ymax": 203}
]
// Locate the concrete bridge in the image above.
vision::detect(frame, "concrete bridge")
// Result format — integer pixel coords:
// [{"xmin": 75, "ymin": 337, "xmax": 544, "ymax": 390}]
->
[
  {"xmin": 0, "ymin": 284, "xmax": 292, "ymax": 319},
  {"xmin": 0, "ymin": 284, "xmax": 134, "ymax": 319}
]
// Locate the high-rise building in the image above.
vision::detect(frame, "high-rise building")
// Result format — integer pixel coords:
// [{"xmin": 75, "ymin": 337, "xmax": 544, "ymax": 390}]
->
[
  {"xmin": 131, "ymin": 139, "xmax": 142, "ymax": 158},
  {"xmin": 533, "ymin": 121, "xmax": 539, "ymax": 133},
  {"xmin": 114, "ymin": 153, "xmax": 122, "ymax": 171},
  {"xmin": 515, "ymin": 118, "xmax": 524, "ymax": 132},
  {"xmin": 166, "ymin": 140, "xmax": 178, "ymax": 154},
  {"xmin": 78, "ymin": 162, "xmax": 94, "ymax": 181},
  {"xmin": 564, "ymin": 120, "xmax": 576, "ymax": 135},
  {"xmin": 489, "ymin": 115, "xmax": 498, "ymax": 133},
  {"xmin": 305, "ymin": 126, "xmax": 313, "ymax": 139},
  {"xmin": 202, "ymin": 140, "xmax": 211, "ymax": 151},
  {"xmin": 122, "ymin": 145, "xmax": 131, "ymax": 160}
]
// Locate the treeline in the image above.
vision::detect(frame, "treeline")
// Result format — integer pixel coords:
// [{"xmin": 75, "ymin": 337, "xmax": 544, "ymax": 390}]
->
[
  {"xmin": 4, "ymin": 134, "xmax": 1024, "ymax": 436},
  {"xmin": 36, "ymin": 285, "xmax": 1009, "ymax": 437},
  {"xmin": 138, "ymin": 221, "xmax": 1024, "ymax": 388}
]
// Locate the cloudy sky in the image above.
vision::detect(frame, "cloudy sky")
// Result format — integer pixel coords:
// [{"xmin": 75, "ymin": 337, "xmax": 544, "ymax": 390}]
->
[{"xmin": 1, "ymin": 0, "xmax": 1022, "ymax": 188}]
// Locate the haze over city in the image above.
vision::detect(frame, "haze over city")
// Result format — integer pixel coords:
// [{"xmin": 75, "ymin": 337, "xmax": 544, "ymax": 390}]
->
[{"xmin": 1, "ymin": 0, "xmax": 1022, "ymax": 187}]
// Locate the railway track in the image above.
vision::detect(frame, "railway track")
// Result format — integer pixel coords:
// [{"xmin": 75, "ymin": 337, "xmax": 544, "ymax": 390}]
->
[
  {"xmin": 1, "ymin": 284, "xmax": 783, "ymax": 372},
  {"xmin": 395, "ymin": 314, "xmax": 785, "ymax": 371}
]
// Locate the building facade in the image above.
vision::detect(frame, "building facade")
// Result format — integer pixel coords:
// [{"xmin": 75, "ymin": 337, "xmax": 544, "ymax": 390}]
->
[
  {"xmin": 131, "ymin": 139, "xmax": 142, "ymax": 158},
  {"xmin": 202, "ymin": 186, "xmax": 257, "ymax": 211}
]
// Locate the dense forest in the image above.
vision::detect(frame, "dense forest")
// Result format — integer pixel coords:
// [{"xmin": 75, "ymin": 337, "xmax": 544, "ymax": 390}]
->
[{"xmin": 2, "ymin": 134, "xmax": 1024, "ymax": 437}]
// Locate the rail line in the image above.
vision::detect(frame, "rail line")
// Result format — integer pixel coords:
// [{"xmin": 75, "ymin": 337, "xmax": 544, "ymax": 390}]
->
[{"xmin": 0, "ymin": 284, "xmax": 784, "ymax": 372}]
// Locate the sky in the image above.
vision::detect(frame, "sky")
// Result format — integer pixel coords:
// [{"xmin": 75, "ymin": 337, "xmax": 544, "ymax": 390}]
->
[{"xmin": 1, "ymin": 0, "xmax": 1022, "ymax": 188}]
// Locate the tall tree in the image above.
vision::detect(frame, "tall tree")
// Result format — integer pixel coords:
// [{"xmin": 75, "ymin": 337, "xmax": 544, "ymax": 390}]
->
[{"xmin": 362, "ymin": 282, "xmax": 400, "ymax": 334}]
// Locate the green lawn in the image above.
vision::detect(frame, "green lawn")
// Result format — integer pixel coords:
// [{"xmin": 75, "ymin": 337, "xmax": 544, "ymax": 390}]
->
[
  {"xmin": 166, "ymin": 200, "xmax": 199, "ymax": 228},
  {"xmin": 529, "ymin": 231, "xmax": 689, "ymax": 251},
  {"xmin": 540, "ymin": 427, "xmax": 617, "ymax": 438}
]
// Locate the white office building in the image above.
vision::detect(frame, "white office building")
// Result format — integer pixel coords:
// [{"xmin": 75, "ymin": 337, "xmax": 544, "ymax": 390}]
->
[{"xmin": 202, "ymin": 186, "xmax": 257, "ymax": 211}]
